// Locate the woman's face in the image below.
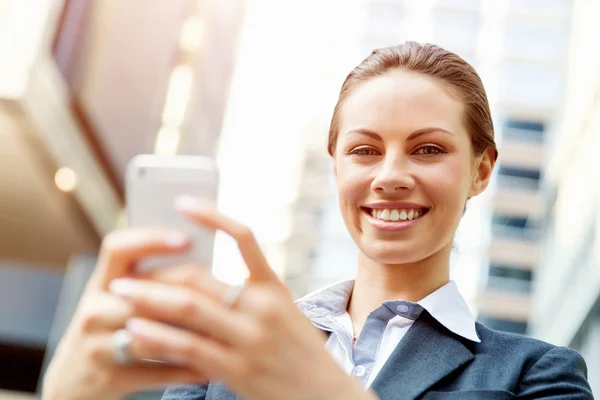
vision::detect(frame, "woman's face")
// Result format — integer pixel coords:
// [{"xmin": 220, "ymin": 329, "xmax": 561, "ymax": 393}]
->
[{"xmin": 334, "ymin": 70, "xmax": 491, "ymax": 264}]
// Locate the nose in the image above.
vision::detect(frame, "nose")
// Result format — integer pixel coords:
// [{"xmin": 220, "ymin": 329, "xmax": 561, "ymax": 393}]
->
[{"xmin": 371, "ymin": 155, "xmax": 416, "ymax": 193}]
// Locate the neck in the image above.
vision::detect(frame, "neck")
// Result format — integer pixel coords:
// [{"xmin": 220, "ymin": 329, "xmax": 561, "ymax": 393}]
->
[{"xmin": 347, "ymin": 242, "xmax": 451, "ymax": 335}]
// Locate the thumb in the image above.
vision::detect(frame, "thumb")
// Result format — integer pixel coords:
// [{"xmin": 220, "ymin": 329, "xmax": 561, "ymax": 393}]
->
[{"xmin": 175, "ymin": 197, "xmax": 280, "ymax": 284}]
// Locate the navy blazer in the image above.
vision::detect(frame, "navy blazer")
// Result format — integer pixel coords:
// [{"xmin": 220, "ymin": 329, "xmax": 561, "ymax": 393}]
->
[{"xmin": 161, "ymin": 311, "xmax": 593, "ymax": 399}]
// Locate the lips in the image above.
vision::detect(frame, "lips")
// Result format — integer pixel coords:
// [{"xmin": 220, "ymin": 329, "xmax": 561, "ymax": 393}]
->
[{"xmin": 361, "ymin": 207, "xmax": 430, "ymax": 231}]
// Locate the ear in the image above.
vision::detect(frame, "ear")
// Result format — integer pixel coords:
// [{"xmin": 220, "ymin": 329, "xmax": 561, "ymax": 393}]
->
[{"xmin": 468, "ymin": 147, "xmax": 496, "ymax": 198}]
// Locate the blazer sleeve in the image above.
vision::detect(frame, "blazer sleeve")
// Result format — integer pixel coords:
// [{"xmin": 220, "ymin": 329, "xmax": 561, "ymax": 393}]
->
[
  {"xmin": 518, "ymin": 346, "xmax": 594, "ymax": 399},
  {"xmin": 161, "ymin": 383, "xmax": 209, "ymax": 400}
]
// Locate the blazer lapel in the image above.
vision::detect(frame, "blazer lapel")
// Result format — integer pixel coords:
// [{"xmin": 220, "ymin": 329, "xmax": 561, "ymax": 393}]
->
[{"xmin": 371, "ymin": 311, "xmax": 475, "ymax": 400}]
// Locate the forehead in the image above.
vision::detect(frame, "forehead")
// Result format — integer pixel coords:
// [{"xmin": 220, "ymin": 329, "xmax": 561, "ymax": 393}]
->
[{"xmin": 338, "ymin": 70, "xmax": 466, "ymax": 138}]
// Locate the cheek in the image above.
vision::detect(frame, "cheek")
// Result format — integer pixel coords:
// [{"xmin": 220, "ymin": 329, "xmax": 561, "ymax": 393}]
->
[
  {"xmin": 425, "ymin": 157, "xmax": 472, "ymax": 210},
  {"xmin": 335, "ymin": 162, "xmax": 371, "ymax": 203},
  {"xmin": 334, "ymin": 162, "xmax": 372, "ymax": 233}
]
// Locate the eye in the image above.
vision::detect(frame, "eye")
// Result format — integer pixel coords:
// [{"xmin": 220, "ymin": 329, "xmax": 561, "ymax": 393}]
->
[
  {"xmin": 413, "ymin": 144, "xmax": 446, "ymax": 156},
  {"xmin": 349, "ymin": 146, "xmax": 381, "ymax": 156}
]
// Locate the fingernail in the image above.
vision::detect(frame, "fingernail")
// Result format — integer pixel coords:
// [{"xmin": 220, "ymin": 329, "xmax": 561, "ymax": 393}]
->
[
  {"xmin": 109, "ymin": 279, "xmax": 140, "ymax": 297},
  {"xmin": 174, "ymin": 196, "xmax": 200, "ymax": 212},
  {"xmin": 166, "ymin": 232, "xmax": 190, "ymax": 248}
]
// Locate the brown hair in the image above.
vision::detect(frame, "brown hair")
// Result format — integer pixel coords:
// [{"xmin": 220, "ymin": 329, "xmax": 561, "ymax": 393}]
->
[{"xmin": 328, "ymin": 41, "xmax": 498, "ymax": 161}]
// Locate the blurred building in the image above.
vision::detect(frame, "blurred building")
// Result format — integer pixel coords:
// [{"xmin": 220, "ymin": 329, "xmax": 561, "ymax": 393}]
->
[
  {"xmin": 528, "ymin": 0, "xmax": 600, "ymax": 394},
  {"xmin": 474, "ymin": 0, "xmax": 572, "ymax": 335},
  {"xmin": 0, "ymin": 0, "xmax": 244, "ymax": 394}
]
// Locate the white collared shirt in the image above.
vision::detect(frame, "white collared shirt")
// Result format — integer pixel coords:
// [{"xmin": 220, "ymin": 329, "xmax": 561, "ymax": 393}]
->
[{"xmin": 296, "ymin": 280, "xmax": 480, "ymax": 388}]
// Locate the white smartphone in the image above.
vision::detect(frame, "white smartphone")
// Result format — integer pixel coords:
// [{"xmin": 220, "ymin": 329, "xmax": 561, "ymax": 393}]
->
[{"xmin": 125, "ymin": 154, "xmax": 219, "ymax": 272}]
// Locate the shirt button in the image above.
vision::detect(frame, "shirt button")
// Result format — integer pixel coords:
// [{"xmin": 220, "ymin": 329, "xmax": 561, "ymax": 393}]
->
[
  {"xmin": 396, "ymin": 304, "xmax": 410, "ymax": 313},
  {"xmin": 353, "ymin": 365, "xmax": 366, "ymax": 378}
]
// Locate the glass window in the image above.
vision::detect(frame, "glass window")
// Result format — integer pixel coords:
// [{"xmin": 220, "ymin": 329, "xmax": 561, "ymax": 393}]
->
[
  {"xmin": 492, "ymin": 215, "xmax": 528, "ymax": 229},
  {"xmin": 502, "ymin": 129, "xmax": 545, "ymax": 143},
  {"xmin": 491, "ymin": 225, "xmax": 538, "ymax": 241},
  {"xmin": 495, "ymin": 163, "xmax": 542, "ymax": 191},
  {"xmin": 486, "ymin": 276, "xmax": 532, "ymax": 293},
  {"xmin": 501, "ymin": 119, "xmax": 546, "ymax": 143},
  {"xmin": 489, "ymin": 265, "xmax": 533, "ymax": 281},
  {"xmin": 497, "ymin": 166, "xmax": 541, "ymax": 181},
  {"xmin": 495, "ymin": 176, "xmax": 540, "ymax": 191},
  {"xmin": 504, "ymin": 120, "xmax": 545, "ymax": 132},
  {"xmin": 492, "ymin": 226, "xmax": 538, "ymax": 241},
  {"xmin": 491, "ymin": 215, "xmax": 539, "ymax": 241}
]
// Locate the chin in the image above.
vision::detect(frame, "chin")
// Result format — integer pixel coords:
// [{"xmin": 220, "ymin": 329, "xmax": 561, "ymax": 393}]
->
[{"xmin": 361, "ymin": 240, "xmax": 429, "ymax": 265}]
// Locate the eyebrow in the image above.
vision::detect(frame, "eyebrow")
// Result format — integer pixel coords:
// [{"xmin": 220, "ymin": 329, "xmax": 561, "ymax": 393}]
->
[{"xmin": 346, "ymin": 127, "xmax": 454, "ymax": 141}]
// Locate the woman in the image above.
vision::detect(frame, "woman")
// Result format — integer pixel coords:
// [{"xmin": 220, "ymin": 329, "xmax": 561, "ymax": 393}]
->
[{"xmin": 42, "ymin": 42, "xmax": 593, "ymax": 400}]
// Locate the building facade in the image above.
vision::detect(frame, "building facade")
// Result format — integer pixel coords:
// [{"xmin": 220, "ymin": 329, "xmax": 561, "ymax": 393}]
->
[{"xmin": 528, "ymin": 0, "xmax": 600, "ymax": 394}]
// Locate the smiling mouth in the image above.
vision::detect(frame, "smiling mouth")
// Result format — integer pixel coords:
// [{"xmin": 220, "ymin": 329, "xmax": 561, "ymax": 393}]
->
[{"xmin": 361, "ymin": 207, "xmax": 430, "ymax": 222}]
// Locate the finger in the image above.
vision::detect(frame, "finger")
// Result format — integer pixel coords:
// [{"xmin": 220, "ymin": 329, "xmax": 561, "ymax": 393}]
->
[
  {"xmin": 126, "ymin": 317, "xmax": 245, "ymax": 380},
  {"xmin": 174, "ymin": 197, "xmax": 279, "ymax": 283},
  {"xmin": 80, "ymin": 333, "xmax": 205, "ymax": 392},
  {"xmin": 109, "ymin": 278, "xmax": 249, "ymax": 345},
  {"xmin": 138, "ymin": 263, "xmax": 227, "ymax": 301},
  {"xmin": 76, "ymin": 292, "xmax": 134, "ymax": 332},
  {"xmin": 91, "ymin": 228, "xmax": 192, "ymax": 291},
  {"xmin": 81, "ymin": 329, "xmax": 208, "ymax": 383}
]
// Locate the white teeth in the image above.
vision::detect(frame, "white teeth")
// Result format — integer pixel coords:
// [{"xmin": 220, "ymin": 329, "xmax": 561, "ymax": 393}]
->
[
  {"xmin": 380, "ymin": 209, "xmax": 390, "ymax": 220},
  {"xmin": 399, "ymin": 210, "xmax": 408, "ymax": 221},
  {"xmin": 368, "ymin": 208, "xmax": 425, "ymax": 222}
]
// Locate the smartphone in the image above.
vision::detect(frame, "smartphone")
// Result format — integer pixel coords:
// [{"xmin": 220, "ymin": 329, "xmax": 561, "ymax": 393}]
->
[{"xmin": 125, "ymin": 154, "xmax": 219, "ymax": 272}]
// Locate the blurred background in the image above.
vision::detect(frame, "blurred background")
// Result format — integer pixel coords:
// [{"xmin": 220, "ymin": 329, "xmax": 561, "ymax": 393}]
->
[{"xmin": 0, "ymin": 0, "xmax": 598, "ymax": 398}]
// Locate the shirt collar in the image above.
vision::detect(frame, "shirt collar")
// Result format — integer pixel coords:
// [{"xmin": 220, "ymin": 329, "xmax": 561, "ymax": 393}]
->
[
  {"xmin": 296, "ymin": 279, "xmax": 480, "ymax": 343},
  {"xmin": 295, "ymin": 279, "xmax": 354, "ymax": 317},
  {"xmin": 417, "ymin": 281, "xmax": 480, "ymax": 342}
]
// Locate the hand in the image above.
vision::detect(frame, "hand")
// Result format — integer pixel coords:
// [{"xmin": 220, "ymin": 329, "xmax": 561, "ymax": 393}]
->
[
  {"xmin": 42, "ymin": 229, "xmax": 206, "ymax": 400},
  {"xmin": 108, "ymin": 197, "xmax": 378, "ymax": 400}
]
